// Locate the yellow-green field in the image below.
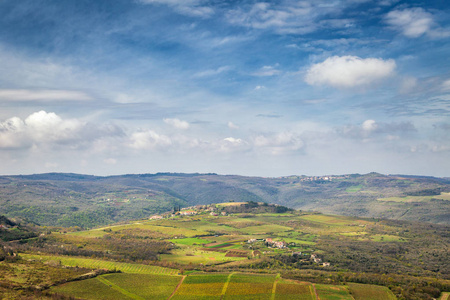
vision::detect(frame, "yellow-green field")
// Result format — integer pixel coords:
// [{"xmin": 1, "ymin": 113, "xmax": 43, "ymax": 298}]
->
[
  {"xmin": 21, "ymin": 254, "xmax": 179, "ymax": 275},
  {"xmin": 46, "ymin": 269, "xmax": 397, "ymax": 300},
  {"xmin": 348, "ymin": 283, "xmax": 397, "ymax": 300},
  {"xmin": 314, "ymin": 284, "xmax": 353, "ymax": 300},
  {"xmin": 52, "ymin": 273, "xmax": 181, "ymax": 300}
]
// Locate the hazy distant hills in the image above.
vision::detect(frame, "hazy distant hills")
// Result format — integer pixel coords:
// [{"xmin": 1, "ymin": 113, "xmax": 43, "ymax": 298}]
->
[{"xmin": 0, "ymin": 172, "xmax": 449, "ymax": 228}]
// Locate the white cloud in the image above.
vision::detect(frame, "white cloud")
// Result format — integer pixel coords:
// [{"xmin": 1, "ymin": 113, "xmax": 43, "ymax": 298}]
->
[
  {"xmin": 130, "ymin": 130, "xmax": 172, "ymax": 150},
  {"xmin": 217, "ymin": 137, "xmax": 248, "ymax": 153},
  {"xmin": 0, "ymin": 111, "xmax": 123, "ymax": 150},
  {"xmin": 362, "ymin": 119, "xmax": 377, "ymax": 131},
  {"xmin": 384, "ymin": 8, "xmax": 450, "ymax": 38},
  {"xmin": 0, "ymin": 89, "xmax": 92, "ymax": 102},
  {"xmin": 305, "ymin": 56, "xmax": 396, "ymax": 89},
  {"xmin": 164, "ymin": 118, "xmax": 190, "ymax": 130}
]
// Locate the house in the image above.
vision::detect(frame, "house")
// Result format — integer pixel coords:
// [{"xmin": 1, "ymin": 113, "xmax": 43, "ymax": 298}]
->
[
  {"xmin": 210, "ymin": 212, "xmax": 218, "ymax": 216},
  {"xmin": 247, "ymin": 239, "xmax": 257, "ymax": 243},
  {"xmin": 322, "ymin": 262, "xmax": 331, "ymax": 267},
  {"xmin": 311, "ymin": 254, "xmax": 322, "ymax": 263},
  {"xmin": 150, "ymin": 215, "xmax": 163, "ymax": 220},
  {"xmin": 265, "ymin": 238, "xmax": 287, "ymax": 249},
  {"xmin": 180, "ymin": 210, "xmax": 197, "ymax": 216}
]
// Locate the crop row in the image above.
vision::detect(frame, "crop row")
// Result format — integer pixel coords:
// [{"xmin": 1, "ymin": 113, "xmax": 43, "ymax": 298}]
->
[{"xmin": 22, "ymin": 253, "xmax": 179, "ymax": 275}]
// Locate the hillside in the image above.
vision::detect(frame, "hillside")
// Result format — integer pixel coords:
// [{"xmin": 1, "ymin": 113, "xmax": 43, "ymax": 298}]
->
[
  {"xmin": 0, "ymin": 172, "xmax": 449, "ymax": 228},
  {"xmin": 3, "ymin": 203, "xmax": 448, "ymax": 299}
]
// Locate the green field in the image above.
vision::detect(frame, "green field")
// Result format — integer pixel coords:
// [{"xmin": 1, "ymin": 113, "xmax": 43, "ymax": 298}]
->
[
  {"xmin": 22, "ymin": 254, "xmax": 179, "ymax": 275},
  {"xmin": 315, "ymin": 284, "xmax": 353, "ymax": 300},
  {"xmin": 52, "ymin": 273, "xmax": 181, "ymax": 300},
  {"xmin": 172, "ymin": 274, "xmax": 229, "ymax": 299},
  {"xmin": 222, "ymin": 273, "xmax": 276, "ymax": 300},
  {"xmin": 348, "ymin": 283, "xmax": 397, "ymax": 300},
  {"xmin": 274, "ymin": 280, "xmax": 315, "ymax": 300}
]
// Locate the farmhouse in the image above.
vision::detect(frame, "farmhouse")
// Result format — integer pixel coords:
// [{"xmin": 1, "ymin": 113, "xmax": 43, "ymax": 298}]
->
[
  {"xmin": 180, "ymin": 210, "xmax": 197, "ymax": 216},
  {"xmin": 265, "ymin": 238, "xmax": 287, "ymax": 249},
  {"xmin": 150, "ymin": 215, "xmax": 163, "ymax": 220}
]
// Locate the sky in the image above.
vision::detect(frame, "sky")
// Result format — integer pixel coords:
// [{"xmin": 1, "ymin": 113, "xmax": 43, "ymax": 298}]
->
[{"xmin": 0, "ymin": 0, "xmax": 449, "ymax": 177}]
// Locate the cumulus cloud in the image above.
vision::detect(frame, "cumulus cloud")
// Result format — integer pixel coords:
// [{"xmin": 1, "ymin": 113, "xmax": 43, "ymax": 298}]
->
[
  {"xmin": 305, "ymin": 56, "xmax": 396, "ymax": 89},
  {"xmin": 218, "ymin": 137, "xmax": 248, "ymax": 152},
  {"xmin": 164, "ymin": 118, "xmax": 190, "ymax": 130},
  {"xmin": 0, "ymin": 89, "xmax": 92, "ymax": 102},
  {"xmin": 385, "ymin": 8, "xmax": 450, "ymax": 38},
  {"xmin": 385, "ymin": 8, "xmax": 434, "ymax": 38},
  {"xmin": 0, "ymin": 111, "xmax": 123, "ymax": 150},
  {"xmin": 129, "ymin": 130, "xmax": 172, "ymax": 150}
]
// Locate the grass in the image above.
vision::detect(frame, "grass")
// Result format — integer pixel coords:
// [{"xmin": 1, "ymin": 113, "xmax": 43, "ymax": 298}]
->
[
  {"xmin": 22, "ymin": 253, "xmax": 179, "ymax": 275},
  {"xmin": 348, "ymin": 283, "xmax": 397, "ymax": 300},
  {"xmin": 274, "ymin": 280, "xmax": 314, "ymax": 300},
  {"xmin": 239, "ymin": 224, "xmax": 293, "ymax": 234},
  {"xmin": 160, "ymin": 248, "xmax": 247, "ymax": 265},
  {"xmin": 52, "ymin": 273, "xmax": 181, "ymax": 300},
  {"xmin": 51, "ymin": 276, "xmax": 129, "ymax": 300},
  {"xmin": 370, "ymin": 234, "xmax": 406, "ymax": 242},
  {"xmin": 170, "ymin": 237, "xmax": 213, "ymax": 245},
  {"xmin": 223, "ymin": 273, "xmax": 276, "ymax": 300},
  {"xmin": 298, "ymin": 215, "xmax": 356, "ymax": 226},
  {"xmin": 439, "ymin": 292, "xmax": 450, "ymax": 300},
  {"xmin": 315, "ymin": 284, "xmax": 353, "ymax": 300},
  {"xmin": 172, "ymin": 274, "xmax": 229, "ymax": 299}
]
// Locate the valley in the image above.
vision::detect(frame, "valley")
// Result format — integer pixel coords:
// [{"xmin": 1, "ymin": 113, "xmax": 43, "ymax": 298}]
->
[{"xmin": 1, "ymin": 201, "xmax": 449, "ymax": 299}]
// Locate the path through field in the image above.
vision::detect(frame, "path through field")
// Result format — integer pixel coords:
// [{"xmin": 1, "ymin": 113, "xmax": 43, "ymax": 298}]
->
[
  {"xmin": 270, "ymin": 273, "xmax": 281, "ymax": 300},
  {"xmin": 220, "ymin": 272, "xmax": 235, "ymax": 299},
  {"xmin": 312, "ymin": 284, "xmax": 320, "ymax": 300},
  {"xmin": 168, "ymin": 275, "xmax": 186, "ymax": 300}
]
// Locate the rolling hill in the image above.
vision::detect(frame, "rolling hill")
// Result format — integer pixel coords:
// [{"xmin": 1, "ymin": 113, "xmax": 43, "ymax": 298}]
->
[{"xmin": 0, "ymin": 172, "xmax": 449, "ymax": 228}]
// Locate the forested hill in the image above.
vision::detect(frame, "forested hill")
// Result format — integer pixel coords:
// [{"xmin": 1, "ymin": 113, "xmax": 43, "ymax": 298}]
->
[{"xmin": 0, "ymin": 172, "xmax": 449, "ymax": 228}]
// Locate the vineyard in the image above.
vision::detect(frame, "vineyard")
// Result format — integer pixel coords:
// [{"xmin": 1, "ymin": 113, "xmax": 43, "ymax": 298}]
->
[
  {"xmin": 22, "ymin": 254, "xmax": 179, "ymax": 275},
  {"xmin": 49, "ymin": 271, "xmax": 382, "ymax": 299}
]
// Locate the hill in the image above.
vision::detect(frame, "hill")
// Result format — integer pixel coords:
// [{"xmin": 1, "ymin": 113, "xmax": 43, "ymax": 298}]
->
[
  {"xmin": 3, "ymin": 204, "xmax": 448, "ymax": 299},
  {"xmin": 0, "ymin": 172, "xmax": 449, "ymax": 228}
]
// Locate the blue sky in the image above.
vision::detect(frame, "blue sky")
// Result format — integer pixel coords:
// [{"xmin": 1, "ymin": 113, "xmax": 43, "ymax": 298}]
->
[{"xmin": 0, "ymin": 0, "xmax": 449, "ymax": 177}]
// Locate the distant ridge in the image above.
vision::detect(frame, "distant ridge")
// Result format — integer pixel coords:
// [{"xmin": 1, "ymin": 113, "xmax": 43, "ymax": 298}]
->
[{"xmin": 0, "ymin": 172, "xmax": 448, "ymax": 227}]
